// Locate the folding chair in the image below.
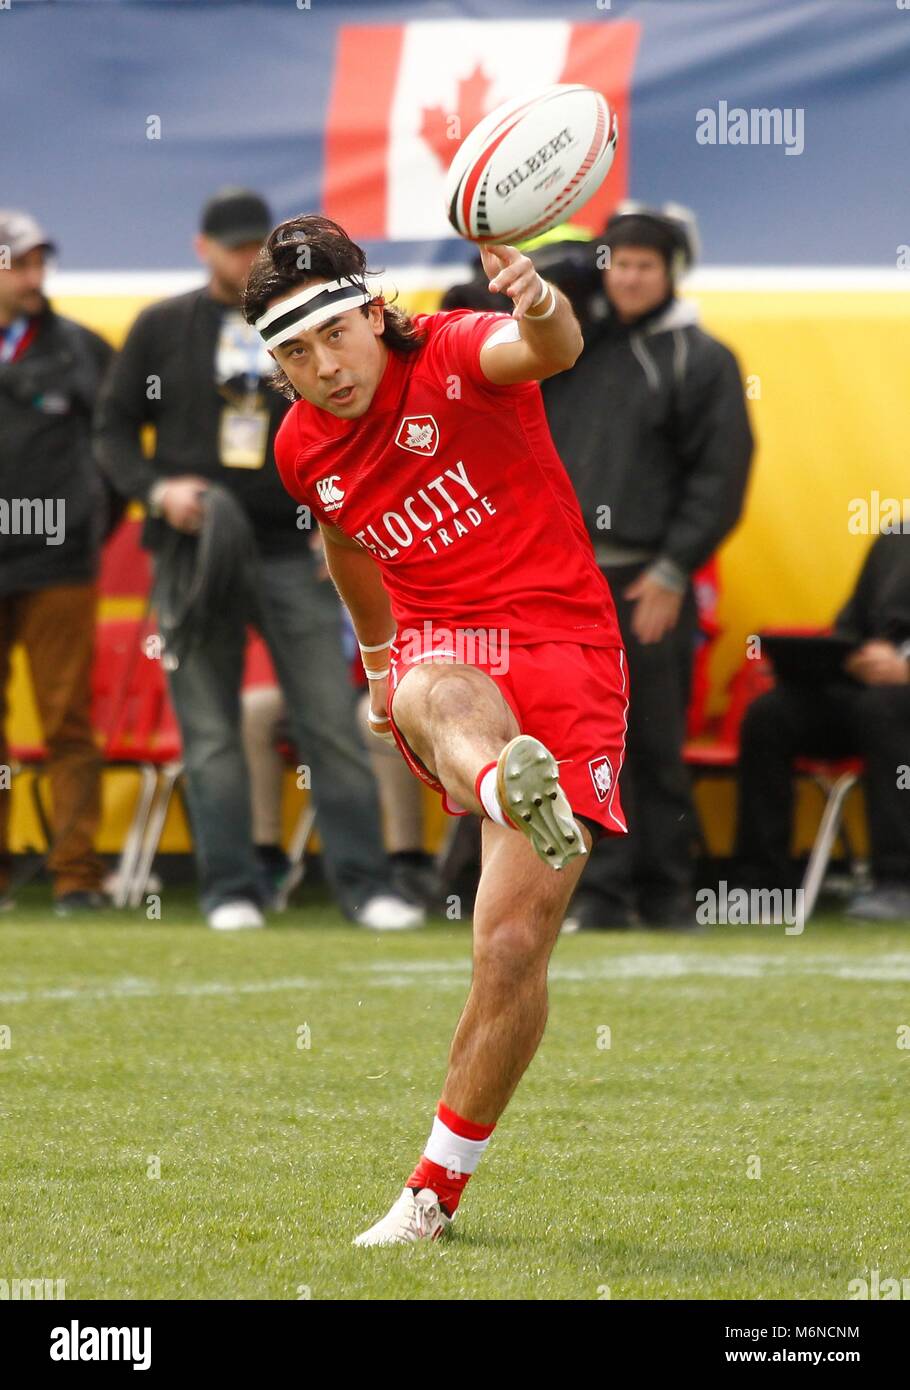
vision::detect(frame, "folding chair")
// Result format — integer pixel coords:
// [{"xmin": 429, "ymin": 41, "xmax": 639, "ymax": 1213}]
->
[
  {"xmin": 92, "ymin": 620, "xmax": 183, "ymax": 908},
  {"xmin": 795, "ymin": 756, "xmax": 865, "ymax": 919}
]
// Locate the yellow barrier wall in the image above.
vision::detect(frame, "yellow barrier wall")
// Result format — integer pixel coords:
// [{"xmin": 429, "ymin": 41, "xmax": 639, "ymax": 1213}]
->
[{"xmin": 7, "ymin": 288, "xmax": 909, "ymax": 859}]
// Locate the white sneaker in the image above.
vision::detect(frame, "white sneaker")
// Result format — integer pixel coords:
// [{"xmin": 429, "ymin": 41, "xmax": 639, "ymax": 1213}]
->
[
  {"xmin": 496, "ymin": 734, "xmax": 587, "ymax": 871},
  {"xmin": 207, "ymin": 900, "xmax": 265, "ymax": 931},
  {"xmin": 353, "ymin": 1187, "xmax": 450, "ymax": 1246},
  {"xmin": 356, "ymin": 895, "xmax": 425, "ymax": 931}
]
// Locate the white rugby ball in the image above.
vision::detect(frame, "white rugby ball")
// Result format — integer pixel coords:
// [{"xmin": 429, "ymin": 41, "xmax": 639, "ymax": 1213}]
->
[{"xmin": 444, "ymin": 84, "xmax": 619, "ymax": 245}]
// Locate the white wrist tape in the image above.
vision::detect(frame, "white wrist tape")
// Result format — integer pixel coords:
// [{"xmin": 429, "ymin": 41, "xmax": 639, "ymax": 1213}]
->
[
  {"xmin": 365, "ymin": 667, "xmax": 390, "ymax": 681},
  {"xmin": 367, "ymin": 709, "xmax": 397, "ymax": 744},
  {"xmin": 525, "ymin": 281, "xmax": 556, "ymax": 320},
  {"xmin": 359, "ymin": 634, "xmax": 396, "ymax": 653}
]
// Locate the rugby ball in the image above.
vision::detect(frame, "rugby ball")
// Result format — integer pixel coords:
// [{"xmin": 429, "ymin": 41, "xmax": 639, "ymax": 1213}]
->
[{"xmin": 444, "ymin": 84, "xmax": 619, "ymax": 245}]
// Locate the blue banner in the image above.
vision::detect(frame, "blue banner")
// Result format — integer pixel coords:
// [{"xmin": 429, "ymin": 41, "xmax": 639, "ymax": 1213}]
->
[{"xmin": 1, "ymin": 0, "xmax": 907, "ymax": 269}]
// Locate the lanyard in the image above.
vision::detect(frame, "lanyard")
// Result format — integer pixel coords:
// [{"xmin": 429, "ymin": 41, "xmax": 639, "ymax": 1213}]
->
[
  {"xmin": 218, "ymin": 310, "xmax": 269, "ymax": 398},
  {"xmin": 0, "ymin": 317, "xmax": 29, "ymax": 364}
]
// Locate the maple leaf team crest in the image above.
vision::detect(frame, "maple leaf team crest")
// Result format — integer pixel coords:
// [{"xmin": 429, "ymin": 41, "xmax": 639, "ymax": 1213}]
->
[
  {"xmin": 588, "ymin": 755, "xmax": 614, "ymax": 803},
  {"xmin": 395, "ymin": 415, "xmax": 439, "ymax": 456}
]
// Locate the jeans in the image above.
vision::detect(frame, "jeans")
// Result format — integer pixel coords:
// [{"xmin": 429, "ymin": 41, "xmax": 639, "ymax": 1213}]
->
[{"xmin": 163, "ymin": 549, "xmax": 394, "ymax": 917}]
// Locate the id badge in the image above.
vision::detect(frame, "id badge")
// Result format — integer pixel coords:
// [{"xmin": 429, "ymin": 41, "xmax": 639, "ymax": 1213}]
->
[{"xmin": 219, "ymin": 402, "xmax": 269, "ymax": 469}]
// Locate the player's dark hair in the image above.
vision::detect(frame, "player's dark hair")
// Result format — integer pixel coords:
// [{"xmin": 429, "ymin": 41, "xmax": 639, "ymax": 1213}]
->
[{"xmin": 243, "ymin": 214, "xmax": 427, "ymax": 400}]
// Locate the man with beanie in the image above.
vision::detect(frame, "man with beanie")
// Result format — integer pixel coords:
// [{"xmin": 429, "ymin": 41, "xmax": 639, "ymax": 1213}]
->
[
  {"xmin": 0, "ymin": 211, "xmax": 113, "ymax": 915},
  {"xmin": 540, "ymin": 203, "xmax": 754, "ymax": 929},
  {"xmin": 95, "ymin": 190, "xmax": 420, "ymax": 931}
]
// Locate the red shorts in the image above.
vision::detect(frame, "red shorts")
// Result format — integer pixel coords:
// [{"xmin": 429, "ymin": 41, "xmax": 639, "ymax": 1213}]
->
[{"xmin": 387, "ymin": 633, "xmax": 629, "ymax": 840}]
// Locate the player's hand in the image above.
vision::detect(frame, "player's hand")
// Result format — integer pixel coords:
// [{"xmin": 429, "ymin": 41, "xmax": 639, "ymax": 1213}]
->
[
  {"xmin": 480, "ymin": 244, "xmax": 544, "ymax": 320},
  {"xmin": 367, "ymin": 676, "xmax": 397, "ymax": 745},
  {"xmin": 624, "ymin": 573, "xmax": 684, "ymax": 645},
  {"xmin": 844, "ymin": 639, "xmax": 910, "ymax": 686},
  {"xmin": 161, "ymin": 477, "xmax": 209, "ymax": 534}
]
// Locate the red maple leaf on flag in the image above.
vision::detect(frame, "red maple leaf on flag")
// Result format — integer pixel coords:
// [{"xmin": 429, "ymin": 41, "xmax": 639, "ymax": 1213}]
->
[{"xmin": 419, "ymin": 63, "xmax": 494, "ymax": 172}]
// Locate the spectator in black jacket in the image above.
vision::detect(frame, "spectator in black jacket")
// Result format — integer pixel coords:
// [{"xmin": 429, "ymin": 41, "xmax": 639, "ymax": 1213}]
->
[
  {"xmin": 94, "ymin": 190, "xmax": 419, "ymax": 932},
  {"xmin": 736, "ymin": 530, "xmax": 910, "ymax": 922},
  {"xmin": 0, "ymin": 211, "xmax": 112, "ymax": 914},
  {"xmin": 540, "ymin": 204, "xmax": 754, "ymax": 929}
]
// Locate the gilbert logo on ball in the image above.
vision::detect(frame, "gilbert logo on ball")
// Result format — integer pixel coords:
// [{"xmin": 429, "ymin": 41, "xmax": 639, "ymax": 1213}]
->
[{"xmin": 444, "ymin": 84, "xmax": 619, "ymax": 245}]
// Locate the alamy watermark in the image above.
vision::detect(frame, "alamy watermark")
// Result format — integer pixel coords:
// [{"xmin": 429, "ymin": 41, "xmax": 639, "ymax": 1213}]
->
[
  {"xmin": 848, "ymin": 1269, "xmax": 910, "ymax": 1299},
  {"xmin": 50, "ymin": 1321, "xmax": 151, "ymax": 1370},
  {"xmin": 0, "ymin": 1276, "xmax": 66, "ymax": 1299},
  {"xmin": 0, "ymin": 497, "xmax": 65, "ymax": 546},
  {"xmin": 396, "ymin": 622, "xmax": 510, "ymax": 676},
  {"xmin": 847, "ymin": 492, "xmax": 910, "ymax": 534},
  {"xmin": 696, "ymin": 880, "xmax": 805, "ymax": 934},
  {"xmin": 696, "ymin": 101, "xmax": 805, "ymax": 156}
]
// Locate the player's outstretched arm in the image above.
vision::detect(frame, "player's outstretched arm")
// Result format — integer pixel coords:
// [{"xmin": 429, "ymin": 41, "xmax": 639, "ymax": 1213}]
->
[{"xmin": 477, "ymin": 243, "xmax": 583, "ymax": 386}]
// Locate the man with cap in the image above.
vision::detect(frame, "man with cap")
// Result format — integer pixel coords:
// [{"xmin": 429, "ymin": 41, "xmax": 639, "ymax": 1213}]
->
[
  {"xmin": 0, "ymin": 211, "xmax": 114, "ymax": 914},
  {"xmin": 539, "ymin": 203, "xmax": 754, "ymax": 929},
  {"xmin": 95, "ymin": 190, "xmax": 420, "ymax": 931}
]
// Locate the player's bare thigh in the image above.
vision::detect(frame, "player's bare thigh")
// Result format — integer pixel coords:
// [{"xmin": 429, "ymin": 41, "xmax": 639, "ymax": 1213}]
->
[
  {"xmin": 471, "ymin": 818, "xmax": 593, "ymax": 969},
  {"xmin": 391, "ymin": 660, "xmax": 519, "ymax": 780}
]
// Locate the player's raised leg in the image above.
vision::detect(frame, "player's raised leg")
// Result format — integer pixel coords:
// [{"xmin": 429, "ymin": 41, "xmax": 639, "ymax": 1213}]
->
[{"xmin": 390, "ymin": 662, "xmax": 588, "ymax": 872}]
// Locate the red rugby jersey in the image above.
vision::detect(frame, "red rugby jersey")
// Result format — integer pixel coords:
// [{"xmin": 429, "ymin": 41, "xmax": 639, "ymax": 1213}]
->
[{"xmin": 273, "ymin": 309, "xmax": 621, "ymax": 648}]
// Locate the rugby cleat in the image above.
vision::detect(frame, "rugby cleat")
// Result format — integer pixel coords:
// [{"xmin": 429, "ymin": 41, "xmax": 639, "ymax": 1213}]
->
[
  {"xmin": 353, "ymin": 1187, "xmax": 450, "ymax": 1247},
  {"xmin": 496, "ymin": 734, "xmax": 587, "ymax": 871}
]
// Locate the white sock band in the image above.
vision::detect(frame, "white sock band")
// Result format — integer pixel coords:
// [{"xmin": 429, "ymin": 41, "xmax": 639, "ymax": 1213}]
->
[
  {"xmin": 424, "ymin": 1117, "xmax": 492, "ymax": 1175},
  {"xmin": 478, "ymin": 765, "xmax": 510, "ymax": 828}
]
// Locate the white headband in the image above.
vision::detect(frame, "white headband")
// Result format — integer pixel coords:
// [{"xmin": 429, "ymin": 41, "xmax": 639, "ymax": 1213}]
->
[{"xmin": 255, "ymin": 277, "xmax": 374, "ymax": 348}]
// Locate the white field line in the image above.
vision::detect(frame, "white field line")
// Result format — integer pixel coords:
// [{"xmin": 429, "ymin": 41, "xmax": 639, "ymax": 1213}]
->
[
  {"xmin": 354, "ymin": 953, "xmax": 910, "ymax": 983},
  {"xmin": 0, "ymin": 976, "xmax": 317, "ymax": 1005},
  {"xmin": 2, "ymin": 952, "xmax": 909, "ymax": 1005}
]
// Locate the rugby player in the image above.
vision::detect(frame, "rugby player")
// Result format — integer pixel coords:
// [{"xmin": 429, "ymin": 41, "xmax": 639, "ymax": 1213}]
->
[{"xmin": 243, "ymin": 216, "xmax": 628, "ymax": 1245}]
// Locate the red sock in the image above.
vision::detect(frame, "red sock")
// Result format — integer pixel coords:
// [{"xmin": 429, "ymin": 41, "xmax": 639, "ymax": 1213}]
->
[{"xmin": 406, "ymin": 1102, "xmax": 496, "ymax": 1215}]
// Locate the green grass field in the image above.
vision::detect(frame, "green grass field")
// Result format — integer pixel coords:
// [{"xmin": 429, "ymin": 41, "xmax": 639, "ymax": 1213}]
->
[{"xmin": 1, "ymin": 887, "xmax": 908, "ymax": 1300}]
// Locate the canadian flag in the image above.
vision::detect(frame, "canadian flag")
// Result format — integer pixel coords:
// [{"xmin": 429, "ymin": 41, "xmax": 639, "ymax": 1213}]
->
[{"xmin": 324, "ymin": 20, "xmax": 639, "ymax": 241}]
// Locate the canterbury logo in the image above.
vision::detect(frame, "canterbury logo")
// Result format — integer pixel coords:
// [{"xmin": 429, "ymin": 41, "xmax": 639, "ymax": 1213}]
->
[{"xmin": 316, "ymin": 475, "xmax": 344, "ymax": 511}]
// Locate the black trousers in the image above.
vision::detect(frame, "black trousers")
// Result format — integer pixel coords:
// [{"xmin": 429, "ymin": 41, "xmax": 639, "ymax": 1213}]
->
[
  {"xmin": 735, "ymin": 680, "xmax": 910, "ymax": 885},
  {"xmin": 577, "ymin": 562, "xmax": 699, "ymax": 916}
]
